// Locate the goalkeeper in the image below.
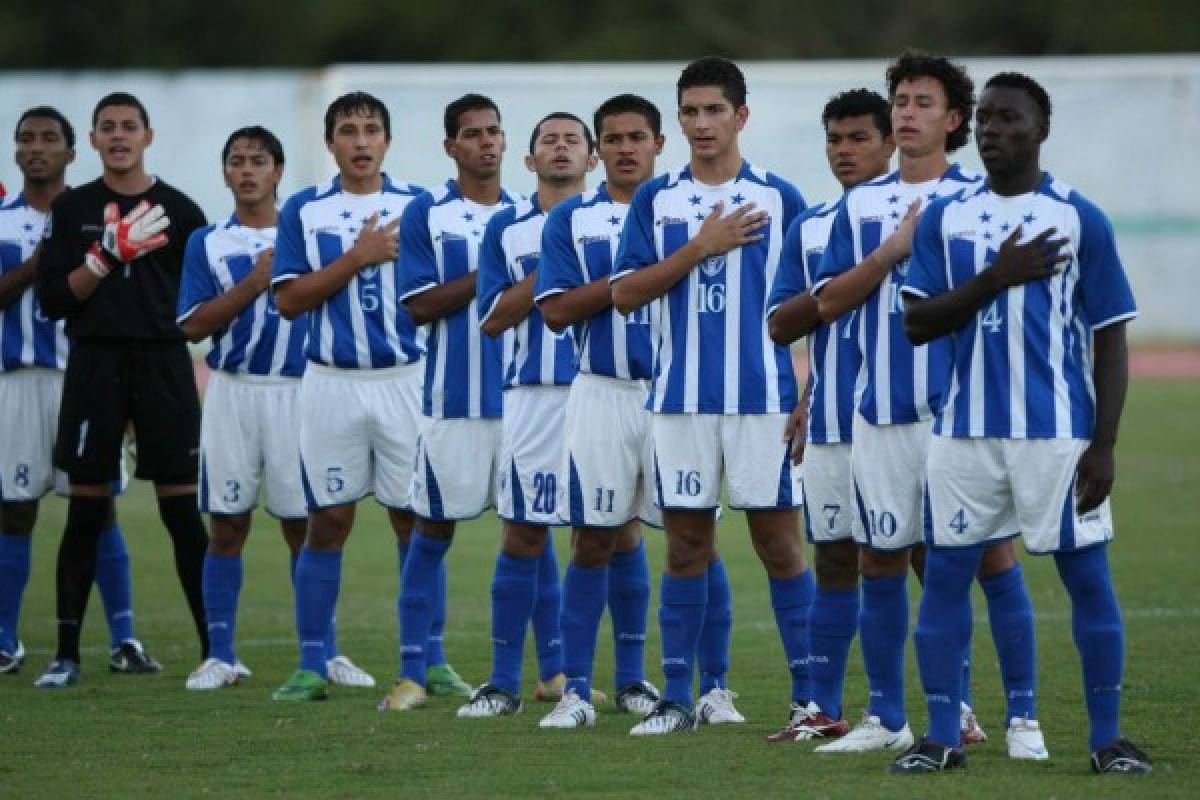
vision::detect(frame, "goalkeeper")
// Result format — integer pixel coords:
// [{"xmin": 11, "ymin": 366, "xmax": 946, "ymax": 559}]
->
[{"xmin": 34, "ymin": 93, "xmax": 210, "ymax": 688}]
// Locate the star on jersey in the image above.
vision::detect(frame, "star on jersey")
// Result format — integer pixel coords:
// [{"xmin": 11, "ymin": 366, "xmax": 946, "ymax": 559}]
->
[
  {"xmin": 608, "ymin": 216, "xmax": 621, "ymax": 226},
  {"xmin": 888, "ymin": 194, "xmax": 900, "ymax": 204},
  {"xmin": 379, "ymin": 208, "xmax": 391, "ymax": 218},
  {"xmin": 689, "ymin": 195, "xmax": 702, "ymax": 205},
  {"xmin": 340, "ymin": 210, "xmax": 352, "ymax": 220},
  {"xmin": 1023, "ymin": 213, "xmax": 1036, "ymax": 224},
  {"xmin": 463, "ymin": 211, "xmax": 474, "ymax": 221},
  {"xmin": 730, "ymin": 193, "xmax": 744, "ymax": 205},
  {"xmin": 979, "ymin": 212, "xmax": 992, "ymax": 223},
  {"xmin": 696, "ymin": 212, "xmax": 706, "ymax": 221}
]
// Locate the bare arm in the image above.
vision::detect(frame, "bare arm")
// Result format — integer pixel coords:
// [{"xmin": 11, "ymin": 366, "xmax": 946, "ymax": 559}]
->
[
  {"xmin": 405, "ymin": 271, "xmax": 477, "ymax": 326},
  {"xmin": 768, "ymin": 293, "xmax": 820, "ymax": 345},
  {"xmin": 539, "ymin": 275, "xmax": 614, "ymax": 334},
  {"xmin": 179, "ymin": 248, "xmax": 274, "ymax": 342},
  {"xmin": 0, "ymin": 257, "xmax": 38, "ymax": 310},
  {"xmin": 1075, "ymin": 323, "xmax": 1129, "ymax": 514},
  {"xmin": 816, "ymin": 200, "xmax": 918, "ymax": 323},
  {"xmin": 481, "ymin": 272, "xmax": 536, "ymax": 337},
  {"xmin": 275, "ymin": 214, "xmax": 398, "ymax": 320},
  {"xmin": 784, "ymin": 372, "xmax": 813, "ymax": 465}
]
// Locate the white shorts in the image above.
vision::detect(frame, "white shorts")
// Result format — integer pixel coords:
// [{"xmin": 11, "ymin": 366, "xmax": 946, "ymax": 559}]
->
[
  {"xmin": 801, "ymin": 443, "xmax": 855, "ymax": 543},
  {"xmin": 411, "ymin": 416, "xmax": 502, "ymax": 521},
  {"xmin": 851, "ymin": 414, "xmax": 931, "ymax": 550},
  {"xmin": 497, "ymin": 386, "xmax": 568, "ymax": 526},
  {"xmin": 562, "ymin": 373, "xmax": 660, "ymax": 529},
  {"xmin": 651, "ymin": 412, "xmax": 803, "ymax": 511},
  {"xmin": 924, "ymin": 436, "xmax": 1114, "ymax": 554},
  {"xmin": 0, "ymin": 369, "xmax": 63, "ymax": 501},
  {"xmin": 199, "ymin": 372, "xmax": 306, "ymax": 519},
  {"xmin": 298, "ymin": 361, "xmax": 423, "ymax": 510}
]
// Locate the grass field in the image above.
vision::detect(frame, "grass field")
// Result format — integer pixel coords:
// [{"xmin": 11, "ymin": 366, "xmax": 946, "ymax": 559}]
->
[{"xmin": 4, "ymin": 379, "xmax": 1198, "ymax": 799}]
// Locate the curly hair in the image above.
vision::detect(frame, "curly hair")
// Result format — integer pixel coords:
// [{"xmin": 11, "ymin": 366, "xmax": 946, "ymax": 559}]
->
[
  {"xmin": 886, "ymin": 50, "xmax": 974, "ymax": 152},
  {"xmin": 984, "ymin": 72, "xmax": 1052, "ymax": 122},
  {"xmin": 822, "ymin": 88, "xmax": 891, "ymax": 138}
]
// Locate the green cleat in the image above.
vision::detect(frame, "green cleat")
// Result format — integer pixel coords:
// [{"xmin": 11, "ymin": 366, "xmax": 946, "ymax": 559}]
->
[
  {"xmin": 272, "ymin": 669, "xmax": 329, "ymax": 702},
  {"xmin": 426, "ymin": 663, "xmax": 472, "ymax": 698}
]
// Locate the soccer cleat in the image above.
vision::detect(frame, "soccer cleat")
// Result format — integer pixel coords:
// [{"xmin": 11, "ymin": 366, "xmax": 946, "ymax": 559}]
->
[
  {"xmin": 815, "ymin": 713, "xmax": 914, "ymax": 753},
  {"xmin": 377, "ymin": 678, "xmax": 427, "ymax": 711},
  {"xmin": 766, "ymin": 701, "xmax": 851, "ymax": 743},
  {"xmin": 1006, "ymin": 716, "xmax": 1049, "ymax": 760},
  {"xmin": 232, "ymin": 661, "xmax": 252, "ymax": 680},
  {"xmin": 889, "ymin": 737, "xmax": 967, "ymax": 773},
  {"xmin": 33, "ymin": 659, "xmax": 81, "ymax": 688},
  {"xmin": 185, "ymin": 658, "xmax": 238, "ymax": 690},
  {"xmin": 1091, "ymin": 738, "xmax": 1153, "ymax": 775},
  {"xmin": 696, "ymin": 687, "xmax": 745, "ymax": 725},
  {"xmin": 272, "ymin": 669, "xmax": 328, "ymax": 702},
  {"xmin": 456, "ymin": 684, "xmax": 522, "ymax": 718},
  {"xmin": 0, "ymin": 640, "xmax": 26, "ymax": 674},
  {"xmin": 326, "ymin": 655, "xmax": 375, "ymax": 687},
  {"xmin": 535, "ymin": 672, "xmax": 608, "ymax": 705},
  {"xmin": 538, "ymin": 690, "xmax": 597, "ymax": 729},
  {"xmin": 426, "ymin": 663, "xmax": 472, "ymax": 698},
  {"xmin": 109, "ymin": 639, "xmax": 163, "ymax": 674},
  {"xmin": 960, "ymin": 702, "xmax": 988, "ymax": 745},
  {"xmin": 614, "ymin": 680, "xmax": 660, "ymax": 716},
  {"xmin": 629, "ymin": 700, "xmax": 698, "ymax": 736}
]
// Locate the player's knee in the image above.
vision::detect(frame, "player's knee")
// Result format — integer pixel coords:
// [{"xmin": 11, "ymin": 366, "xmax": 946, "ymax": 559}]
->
[
  {"xmin": 208, "ymin": 514, "xmax": 251, "ymax": 555},
  {"xmin": 613, "ymin": 522, "xmax": 642, "ymax": 553},
  {"xmin": 572, "ymin": 529, "xmax": 616, "ymax": 568},
  {"xmin": 861, "ymin": 546, "xmax": 909, "ymax": 578},
  {"xmin": 0, "ymin": 501, "xmax": 39, "ymax": 534},
  {"xmin": 977, "ymin": 539, "xmax": 1018, "ymax": 578},
  {"xmin": 280, "ymin": 519, "xmax": 307, "ymax": 556},
  {"xmin": 815, "ymin": 541, "xmax": 860, "ymax": 588},
  {"xmin": 306, "ymin": 508, "xmax": 352, "ymax": 551},
  {"xmin": 503, "ymin": 523, "xmax": 547, "ymax": 557},
  {"xmin": 417, "ymin": 519, "xmax": 456, "ymax": 541},
  {"xmin": 388, "ymin": 508, "xmax": 416, "ymax": 541},
  {"xmin": 752, "ymin": 530, "xmax": 806, "ymax": 577}
]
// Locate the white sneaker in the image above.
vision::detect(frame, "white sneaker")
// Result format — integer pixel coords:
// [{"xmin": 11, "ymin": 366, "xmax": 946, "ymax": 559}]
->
[
  {"xmin": 456, "ymin": 684, "xmax": 522, "ymax": 718},
  {"xmin": 696, "ymin": 687, "xmax": 745, "ymax": 725},
  {"xmin": 232, "ymin": 660, "xmax": 252, "ymax": 679},
  {"xmin": 326, "ymin": 655, "xmax": 375, "ymax": 687},
  {"xmin": 185, "ymin": 658, "xmax": 238, "ymax": 690},
  {"xmin": 629, "ymin": 701, "xmax": 697, "ymax": 735},
  {"xmin": 815, "ymin": 713, "xmax": 914, "ymax": 753},
  {"xmin": 538, "ymin": 690, "xmax": 597, "ymax": 729},
  {"xmin": 1006, "ymin": 717, "xmax": 1050, "ymax": 760}
]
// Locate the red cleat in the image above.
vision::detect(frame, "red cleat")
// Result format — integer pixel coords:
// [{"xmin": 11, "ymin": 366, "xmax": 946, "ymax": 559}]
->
[
  {"xmin": 960, "ymin": 705, "xmax": 988, "ymax": 746},
  {"xmin": 766, "ymin": 702, "xmax": 851, "ymax": 743}
]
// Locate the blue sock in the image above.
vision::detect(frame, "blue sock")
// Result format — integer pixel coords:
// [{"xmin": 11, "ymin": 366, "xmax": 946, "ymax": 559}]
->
[
  {"xmin": 770, "ymin": 570, "xmax": 816, "ymax": 704},
  {"xmin": 660, "ymin": 573, "xmax": 707, "ymax": 708},
  {"xmin": 562, "ymin": 562, "xmax": 608, "ymax": 699},
  {"xmin": 914, "ymin": 546, "xmax": 981, "ymax": 747},
  {"xmin": 0, "ymin": 534, "xmax": 32, "ymax": 652},
  {"xmin": 427, "ymin": 559, "xmax": 448, "ymax": 668},
  {"xmin": 532, "ymin": 540, "xmax": 563, "ymax": 681},
  {"xmin": 94, "ymin": 524, "xmax": 135, "ymax": 648},
  {"xmin": 1055, "ymin": 546, "xmax": 1124, "ymax": 751},
  {"xmin": 961, "ymin": 613, "xmax": 974, "ymax": 711},
  {"xmin": 489, "ymin": 551, "xmax": 539, "ymax": 695},
  {"xmin": 294, "ymin": 547, "xmax": 342, "ymax": 677},
  {"xmin": 608, "ymin": 541, "xmax": 650, "ymax": 690},
  {"xmin": 202, "ymin": 552, "xmax": 242, "ymax": 665},
  {"xmin": 699, "ymin": 558, "xmax": 732, "ymax": 694},
  {"xmin": 982, "ymin": 563, "xmax": 1037, "ymax": 724},
  {"xmin": 809, "ymin": 585, "xmax": 859, "ymax": 719},
  {"xmin": 860, "ymin": 573, "xmax": 910, "ymax": 732},
  {"xmin": 399, "ymin": 533, "xmax": 451, "ymax": 684}
]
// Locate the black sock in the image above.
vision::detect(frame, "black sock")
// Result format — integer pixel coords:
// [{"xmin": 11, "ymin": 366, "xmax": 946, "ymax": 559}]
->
[
  {"xmin": 157, "ymin": 494, "xmax": 210, "ymax": 659},
  {"xmin": 56, "ymin": 497, "xmax": 112, "ymax": 662}
]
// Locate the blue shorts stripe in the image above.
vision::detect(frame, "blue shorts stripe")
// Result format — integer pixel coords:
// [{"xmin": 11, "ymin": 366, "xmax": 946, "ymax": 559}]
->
[
  {"xmin": 299, "ymin": 459, "xmax": 318, "ymax": 511},
  {"xmin": 568, "ymin": 456, "xmax": 585, "ymax": 527},
  {"xmin": 775, "ymin": 446, "xmax": 793, "ymax": 507},
  {"xmin": 509, "ymin": 459, "xmax": 526, "ymax": 521},
  {"xmin": 424, "ymin": 453, "xmax": 445, "ymax": 521},
  {"xmin": 854, "ymin": 478, "xmax": 871, "ymax": 549}
]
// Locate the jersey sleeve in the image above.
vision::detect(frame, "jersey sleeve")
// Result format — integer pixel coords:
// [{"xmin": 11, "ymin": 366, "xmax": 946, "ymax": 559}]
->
[
  {"xmin": 271, "ymin": 193, "xmax": 311, "ymax": 287},
  {"xmin": 35, "ymin": 192, "xmax": 86, "ymax": 320},
  {"xmin": 774, "ymin": 176, "xmax": 807, "ymax": 233},
  {"xmin": 533, "ymin": 202, "xmax": 583, "ymax": 304},
  {"xmin": 812, "ymin": 199, "xmax": 854, "ymax": 296},
  {"xmin": 397, "ymin": 193, "xmax": 438, "ymax": 304},
  {"xmin": 476, "ymin": 211, "xmax": 513, "ymax": 329},
  {"xmin": 902, "ymin": 198, "xmax": 951, "ymax": 299},
  {"xmin": 176, "ymin": 226, "xmax": 219, "ymax": 323},
  {"xmin": 1072, "ymin": 194, "xmax": 1137, "ymax": 330},
  {"xmin": 612, "ymin": 179, "xmax": 660, "ymax": 284},
  {"xmin": 767, "ymin": 212, "xmax": 810, "ymax": 318}
]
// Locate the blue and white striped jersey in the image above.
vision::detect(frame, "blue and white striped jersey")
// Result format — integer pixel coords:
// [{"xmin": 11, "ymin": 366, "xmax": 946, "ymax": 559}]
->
[
  {"xmin": 0, "ymin": 194, "xmax": 67, "ymax": 372},
  {"xmin": 477, "ymin": 194, "xmax": 577, "ymax": 389},
  {"xmin": 398, "ymin": 180, "xmax": 518, "ymax": 418},
  {"xmin": 903, "ymin": 174, "xmax": 1137, "ymax": 439},
  {"xmin": 534, "ymin": 183, "xmax": 653, "ymax": 382},
  {"xmin": 814, "ymin": 166, "xmax": 980, "ymax": 426},
  {"xmin": 272, "ymin": 174, "xmax": 425, "ymax": 370},
  {"xmin": 613, "ymin": 162, "xmax": 805, "ymax": 414},
  {"xmin": 178, "ymin": 216, "xmax": 307, "ymax": 378},
  {"xmin": 767, "ymin": 200, "xmax": 860, "ymax": 444}
]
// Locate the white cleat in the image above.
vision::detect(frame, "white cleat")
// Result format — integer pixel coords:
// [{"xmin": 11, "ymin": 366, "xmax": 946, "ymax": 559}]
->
[
  {"xmin": 326, "ymin": 655, "xmax": 375, "ymax": 687},
  {"xmin": 1007, "ymin": 716, "xmax": 1050, "ymax": 760},
  {"xmin": 185, "ymin": 658, "xmax": 238, "ymax": 690},
  {"xmin": 629, "ymin": 701, "xmax": 697, "ymax": 735},
  {"xmin": 696, "ymin": 687, "xmax": 745, "ymax": 725},
  {"xmin": 456, "ymin": 684, "xmax": 522, "ymax": 718},
  {"xmin": 232, "ymin": 660, "xmax": 252, "ymax": 679},
  {"xmin": 538, "ymin": 689, "xmax": 597, "ymax": 729},
  {"xmin": 815, "ymin": 713, "xmax": 914, "ymax": 753}
]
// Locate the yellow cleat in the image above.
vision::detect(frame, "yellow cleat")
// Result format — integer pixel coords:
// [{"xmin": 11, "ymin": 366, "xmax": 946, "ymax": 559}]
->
[
  {"xmin": 377, "ymin": 678, "xmax": 427, "ymax": 711},
  {"xmin": 534, "ymin": 673, "xmax": 607, "ymax": 705}
]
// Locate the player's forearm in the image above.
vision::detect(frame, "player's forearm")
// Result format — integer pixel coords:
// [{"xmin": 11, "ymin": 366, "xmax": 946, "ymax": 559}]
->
[
  {"xmin": 0, "ymin": 261, "xmax": 37, "ymax": 310},
  {"xmin": 768, "ymin": 294, "xmax": 820, "ymax": 345},
  {"xmin": 179, "ymin": 277, "xmax": 266, "ymax": 342},
  {"xmin": 814, "ymin": 250, "xmax": 895, "ymax": 322},
  {"xmin": 1090, "ymin": 323, "xmax": 1129, "ymax": 448},
  {"xmin": 903, "ymin": 270, "xmax": 1002, "ymax": 345},
  {"xmin": 274, "ymin": 251, "xmax": 366, "ymax": 319},
  {"xmin": 405, "ymin": 272, "xmax": 477, "ymax": 326},
  {"xmin": 611, "ymin": 239, "xmax": 705, "ymax": 314},
  {"xmin": 539, "ymin": 276, "xmax": 613, "ymax": 333},
  {"xmin": 481, "ymin": 273, "xmax": 537, "ymax": 337}
]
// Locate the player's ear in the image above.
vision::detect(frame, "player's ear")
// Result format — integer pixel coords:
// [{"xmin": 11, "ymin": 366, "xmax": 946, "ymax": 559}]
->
[
  {"xmin": 944, "ymin": 108, "xmax": 963, "ymax": 137},
  {"xmin": 883, "ymin": 134, "xmax": 897, "ymax": 159},
  {"xmin": 524, "ymin": 153, "xmax": 536, "ymax": 173},
  {"xmin": 89, "ymin": 130, "xmax": 100, "ymax": 154},
  {"xmin": 734, "ymin": 105, "xmax": 749, "ymax": 133},
  {"xmin": 144, "ymin": 127, "xmax": 154, "ymax": 149},
  {"xmin": 443, "ymin": 138, "xmax": 457, "ymax": 159},
  {"xmin": 66, "ymin": 146, "xmax": 76, "ymax": 166},
  {"xmin": 654, "ymin": 135, "xmax": 665, "ymax": 155},
  {"xmin": 586, "ymin": 152, "xmax": 598, "ymax": 172}
]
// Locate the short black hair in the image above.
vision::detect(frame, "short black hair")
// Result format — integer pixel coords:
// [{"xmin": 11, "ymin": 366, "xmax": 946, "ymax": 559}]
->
[
  {"xmin": 886, "ymin": 50, "xmax": 974, "ymax": 151},
  {"xmin": 528, "ymin": 112, "xmax": 594, "ymax": 154},
  {"xmin": 677, "ymin": 56, "xmax": 747, "ymax": 108},
  {"xmin": 222, "ymin": 126, "xmax": 285, "ymax": 166},
  {"xmin": 444, "ymin": 93, "xmax": 501, "ymax": 139},
  {"xmin": 92, "ymin": 92, "xmax": 149, "ymax": 129},
  {"xmin": 821, "ymin": 89, "xmax": 892, "ymax": 138},
  {"xmin": 15, "ymin": 106, "xmax": 75, "ymax": 149},
  {"xmin": 324, "ymin": 91, "xmax": 390, "ymax": 142},
  {"xmin": 983, "ymin": 72, "xmax": 1053, "ymax": 123},
  {"xmin": 594, "ymin": 94, "xmax": 662, "ymax": 138}
]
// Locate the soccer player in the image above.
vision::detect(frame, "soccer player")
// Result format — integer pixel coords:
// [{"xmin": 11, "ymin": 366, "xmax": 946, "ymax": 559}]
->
[
  {"xmin": 766, "ymin": 88, "xmax": 896, "ymax": 741},
  {"xmin": 611, "ymin": 57, "xmax": 813, "ymax": 735},
  {"xmin": 35, "ymin": 93, "xmax": 210, "ymax": 687},
  {"xmin": 893, "ymin": 72, "xmax": 1151, "ymax": 775},
  {"xmin": 0, "ymin": 107, "xmax": 146, "ymax": 676},
  {"xmin": 456, "ymin": 112, "xmax": 595, "ymax": 718},
  {"xmin": 271, "ymin": 92, "xmax": 426, "ymax": 701},
  {"xmin": 810, "ymin": 52, "xmax": 1034, "ymax": 753},
  {"xmin": 177, "ymin": 126, "xmax": 315, "ymax": 689},
  {"xmin": 382, "ymin": 94, "xmax": 518, "ymax": 710}
]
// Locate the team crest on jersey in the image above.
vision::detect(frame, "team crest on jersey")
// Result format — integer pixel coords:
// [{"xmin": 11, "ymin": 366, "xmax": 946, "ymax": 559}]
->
[
  {"xmin": 699, "ymin": 255, "xmax": 726, "ymax": 277},
  {"xmin": 578, "ymin": 234, "xmax": 610, "ymax": 246},
  {"xmin": 360, "ymin": 264, "xmax": 380, "ymax": 279},
  {"xmin": 657, "ymin": 216, "xmax": 687, "ymax": 227}
]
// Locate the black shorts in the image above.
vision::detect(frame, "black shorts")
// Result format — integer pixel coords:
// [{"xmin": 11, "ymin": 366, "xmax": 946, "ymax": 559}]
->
[{"xmin": 55, "ymin": 339, "xmax": 201, "ymax": 485}]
